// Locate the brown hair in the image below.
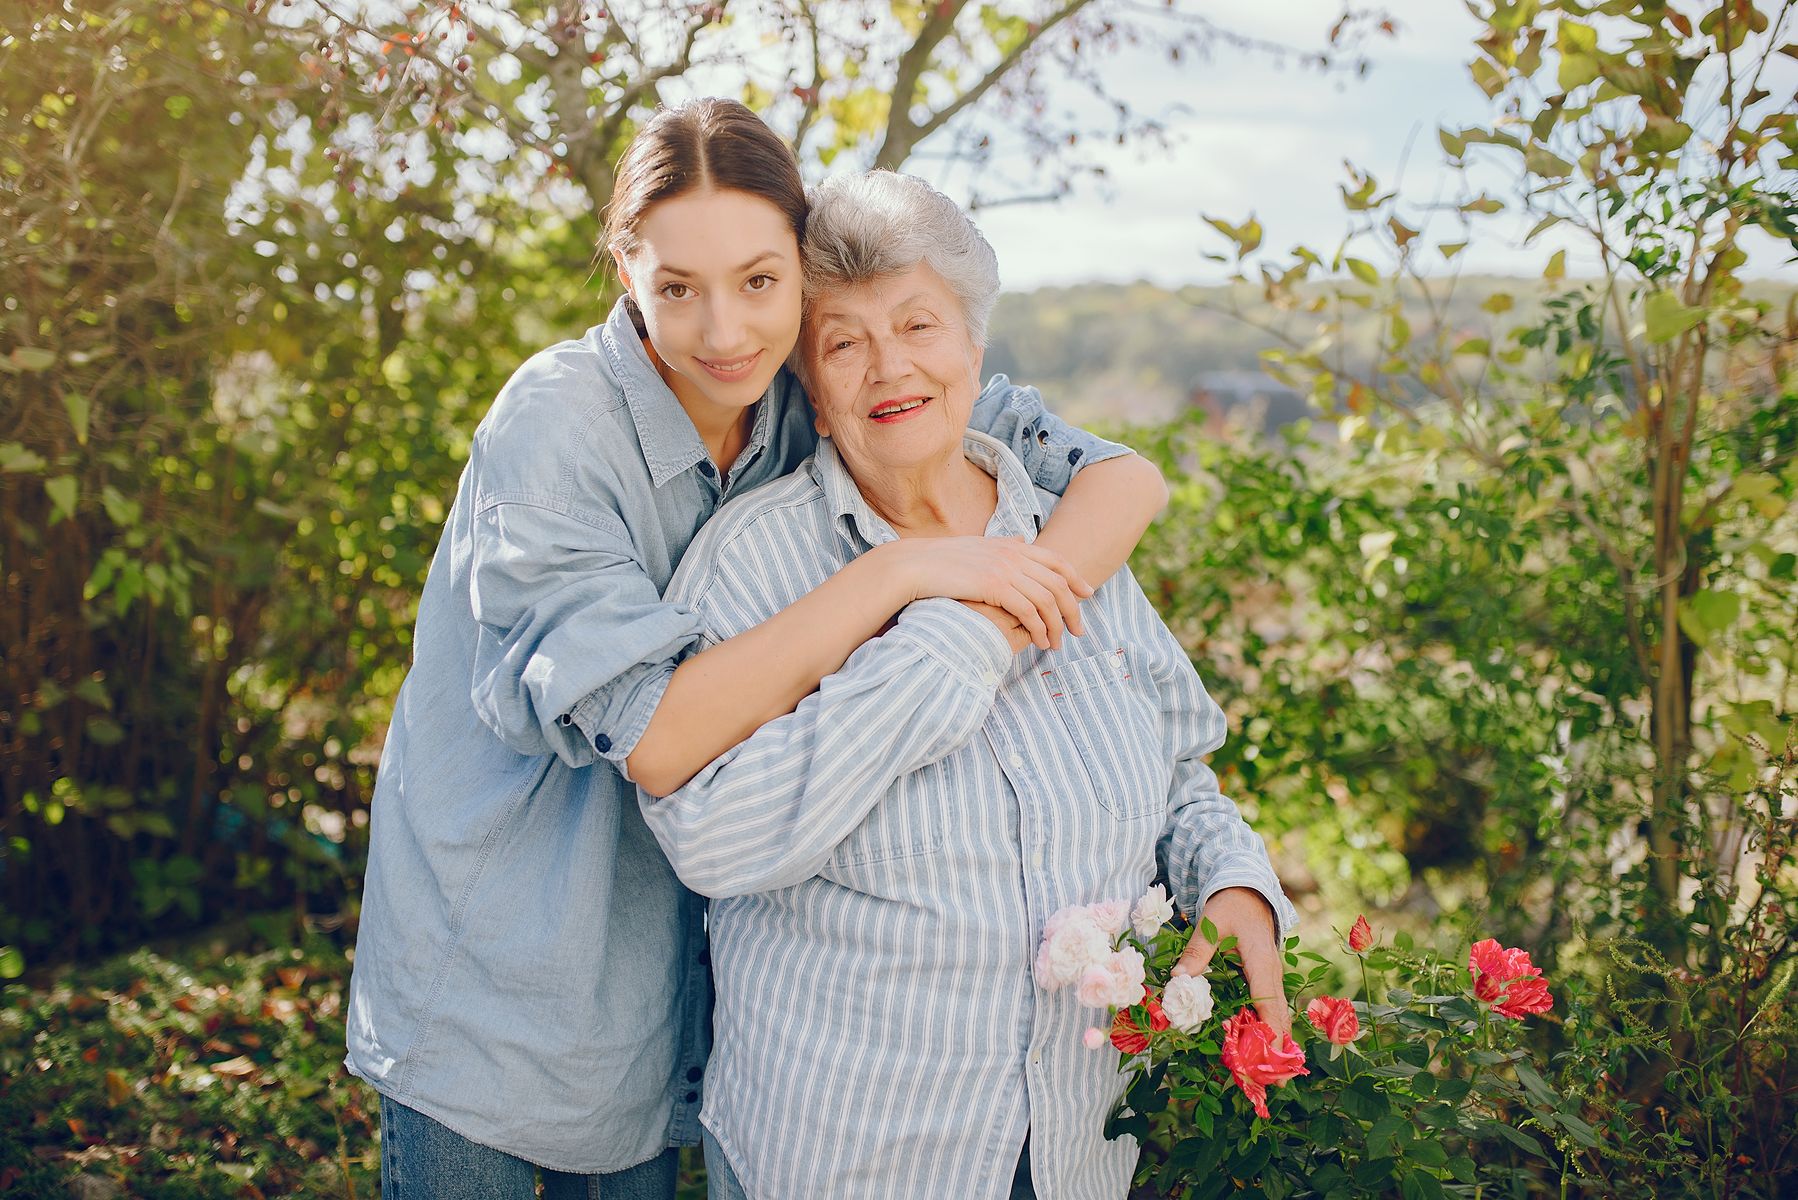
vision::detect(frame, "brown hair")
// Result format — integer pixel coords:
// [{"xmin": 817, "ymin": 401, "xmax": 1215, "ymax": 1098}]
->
[{"xmin": 603, "ymin": 98, "xmax": 807, "ymax": 257}]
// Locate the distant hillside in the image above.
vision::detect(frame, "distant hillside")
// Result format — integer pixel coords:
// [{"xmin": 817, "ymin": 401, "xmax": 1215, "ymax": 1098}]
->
[{"xmin": 984, "ymin": 277, "xmax": 1796, "ymax": 434}]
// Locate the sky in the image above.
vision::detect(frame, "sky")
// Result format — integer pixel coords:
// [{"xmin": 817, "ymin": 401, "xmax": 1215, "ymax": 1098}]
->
[{"xmin": 894, "ymin": 1, "xmax": 1798, "ymax": 291}]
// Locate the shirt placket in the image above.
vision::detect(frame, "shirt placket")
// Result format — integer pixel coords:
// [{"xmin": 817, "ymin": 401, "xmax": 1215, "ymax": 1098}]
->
[
  {"xmin": 667, "ymin": 888, "xmax": 711, "ymax": 1144},
  {"xmin": 988, "ymin": 682, "xmax": 1060, "ymax": 1197}
]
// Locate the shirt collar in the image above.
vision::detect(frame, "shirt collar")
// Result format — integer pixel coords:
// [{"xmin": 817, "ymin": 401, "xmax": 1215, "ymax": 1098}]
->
[
  {"xmin": 597, "ymin": 296, "xmax": 786, "ymax": 489},
  {"xmin": 815, "ymin": 429, "xmax": 1046, "ymax": 551}
]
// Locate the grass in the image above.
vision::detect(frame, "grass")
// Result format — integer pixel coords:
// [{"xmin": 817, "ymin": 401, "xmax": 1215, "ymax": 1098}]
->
[{"xmin": 0, "ymin": 931, "xmax": 708, "ymax": 1198}]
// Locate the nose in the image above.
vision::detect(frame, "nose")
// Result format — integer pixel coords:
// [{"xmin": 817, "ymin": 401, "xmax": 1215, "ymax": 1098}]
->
[
  {"xmin": 866, "ymin": 330, "xmax": 911, "ymax": 383},
  {"xmin": 700, "ymin": 294, "xmax": 748, "ymax": 354}
]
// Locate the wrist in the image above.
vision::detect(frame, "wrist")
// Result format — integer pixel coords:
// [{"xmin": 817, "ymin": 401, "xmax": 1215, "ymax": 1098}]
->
[{"xmin": 859, "ymin": 540, "xmax": 921, "ymax": 610}]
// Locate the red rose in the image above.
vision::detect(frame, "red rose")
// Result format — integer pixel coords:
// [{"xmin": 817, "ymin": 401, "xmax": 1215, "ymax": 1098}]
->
[
  {"xmin": 1347, "ymin": 915, "xmax": 1373, "ymax": 953},
  {"xmin": 1219, "ymin": 1008, "xmax": 1309, "ymax": 1119},
  {"xmin": 1109, "ymin": 986, "xmax": 1169, "ymax": 1053},
  {"xmin": 1304, "ymin": 995, "xmax": 1360, "ymax": 1045},
  {"xmin": 1468, "ymin": 938, "xmax": 1554, "ymax": 1020}
]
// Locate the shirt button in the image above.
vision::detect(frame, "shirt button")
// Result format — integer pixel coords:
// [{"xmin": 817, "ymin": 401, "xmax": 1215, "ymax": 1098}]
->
[
  {"xmin": 594, "ymin": 733, "xmax": 613, "ymax": 754},
  {"xmin": 1067, "ymin": 447, "xmax": 1083, "ymax": 465},
  {"xmin": 687, "ymin": 1066, "xmax": 703, "ymax": 1083},
  {"xmin": 1031, "ymin": 848, "xmax": 1045, "ymax": 870},
  {"xmin": 1008, "ymin": 752, "xmax": 1025, "ymax": 769},
  {"xmin": 697, "ymin": 461, "xmax": 715, "ymax": 478},
  {"xmin": 684, "ymin": 1090, "xmax": 699, "ymax": 1104},
  {"xmin": 698, "ymin": 947, "xmax": 710, "ymax": 967}
]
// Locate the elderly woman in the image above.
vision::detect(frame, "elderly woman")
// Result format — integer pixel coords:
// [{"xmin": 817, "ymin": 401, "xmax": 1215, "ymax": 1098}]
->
[{"xmin": 638, "ymin": 172, "xmax": 1297, "ymax": 1200}]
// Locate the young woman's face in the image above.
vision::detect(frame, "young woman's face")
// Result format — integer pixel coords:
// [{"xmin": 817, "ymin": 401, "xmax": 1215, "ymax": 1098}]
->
[{"xmin": 613, "ymin": 187, "xmax": 802, "ymax": 421}]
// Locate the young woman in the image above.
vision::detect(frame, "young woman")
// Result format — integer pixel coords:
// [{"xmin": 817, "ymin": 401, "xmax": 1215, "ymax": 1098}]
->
[{"xmin": 344, "ymin": 98, "xmax": 1169, "ymax": 1200}]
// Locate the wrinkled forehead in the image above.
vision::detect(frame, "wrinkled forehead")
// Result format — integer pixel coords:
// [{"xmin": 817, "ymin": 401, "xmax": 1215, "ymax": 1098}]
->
[{"xmin": 803, "ymin": 263, "xmax": 963, "ymax": 335}]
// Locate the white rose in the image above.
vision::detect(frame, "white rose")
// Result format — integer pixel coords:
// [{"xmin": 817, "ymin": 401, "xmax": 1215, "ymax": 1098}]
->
[
  {"xmin": 1131, "ymin": 884, "xmax": 1175, "ymax": 941},
  {"xmin": 1161, "ymin": 973, "xmax": 1215, "ymax": 1032},
  {"xmin": 1035, "ymin": 908, "xmax": 1112, "ymax": 990}
]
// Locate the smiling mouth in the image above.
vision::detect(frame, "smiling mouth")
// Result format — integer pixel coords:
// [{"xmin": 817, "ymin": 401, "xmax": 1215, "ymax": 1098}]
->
[
  {"xmin": 695, "ymin": 350, "xmax": 762, "ymax": 382},
  {"xmin": 868, "ymin": 396, "xmax": 931, "ymax": 422}
]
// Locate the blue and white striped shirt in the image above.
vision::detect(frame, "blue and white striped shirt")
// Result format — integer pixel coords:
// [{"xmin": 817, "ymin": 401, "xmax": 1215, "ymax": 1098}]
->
[{"xmin": 642, "ymin": 432, "xmax": 1297, "ymax": 1200}]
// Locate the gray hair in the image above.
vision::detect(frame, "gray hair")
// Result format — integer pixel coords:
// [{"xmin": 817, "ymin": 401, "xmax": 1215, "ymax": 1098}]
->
[{"xmin": 801, "ymin": 171, "xmax": 1001, "ymax": 348}]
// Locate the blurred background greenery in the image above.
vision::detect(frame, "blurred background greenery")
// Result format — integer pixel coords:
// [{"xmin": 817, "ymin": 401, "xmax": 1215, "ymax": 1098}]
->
[{"xmin": 2, "ymin": 0, "xmax": 1795, "ymax": 1196}]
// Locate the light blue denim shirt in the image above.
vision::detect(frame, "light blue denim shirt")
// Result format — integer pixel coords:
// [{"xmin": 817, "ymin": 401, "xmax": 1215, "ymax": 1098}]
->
[{"xmin": 344, "ymin": 296, "xmax": 1133, "ymax": 1173}]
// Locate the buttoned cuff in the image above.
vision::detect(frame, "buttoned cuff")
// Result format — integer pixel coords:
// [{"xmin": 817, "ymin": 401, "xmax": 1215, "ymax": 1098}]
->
[
  {"xmin": 566, "ymin": 659, "xmax": 680, "ymax": 781},
  {"xmin": 1193, "ymin": 870, "xmax": 1299, "ymax": 944},
  {"xmin": 890, "ymin": 597, "xmax": 1013, "ymax": 689}
]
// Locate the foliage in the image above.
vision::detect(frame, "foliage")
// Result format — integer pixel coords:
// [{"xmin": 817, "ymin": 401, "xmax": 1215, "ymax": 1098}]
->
[
  {"xmin": 0, "ymin": 0, "xmax": 1374, "ymax": 970},
  {"xmin": 0, "ymin": 931, "xmax": 716, "ymax": 1198},
  {"xmin": 0, "ymin": 933, "xmax": 377, "ymax": 1198},
  {"xmin": 1099, "ymin": 915, "xmax": 1581, "ymax": 1200},
  {"xmin": 1118, "ymin": 1, "xmax": 1798, "ymax": 1193}
]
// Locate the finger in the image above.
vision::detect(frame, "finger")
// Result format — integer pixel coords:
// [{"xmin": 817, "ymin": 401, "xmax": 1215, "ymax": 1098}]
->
[
  {"xmin": 1240, "ymin": 952, "xmax": 1291, "ymax": 1038},
  {"xmin": 1171, "ymin": 930, "xmax": 1216, "ymax": 979},
  {"xmin": 1023, "ymin": 560, "xmax": 1086, "ymax": 639},
  {"xmin": 1022, "ymin": 545, "xmax": 1096, "ymax": 597},
  {"xmin": 1254, "ymin": 996, "xmax": 1294, "ymax": 1042},
  {"xmin": 1013, "ymin": 576, "xmax": 1066, "ymax": 650},
  {"xmin": 998, "ymin": 585, "xmax": 1050, "ymax": 650}
]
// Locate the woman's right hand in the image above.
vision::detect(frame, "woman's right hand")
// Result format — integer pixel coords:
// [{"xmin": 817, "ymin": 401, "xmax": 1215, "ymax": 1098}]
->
[{"xmin": 883, "ymin": 536, "xmax": 1094, "ymax": 651}]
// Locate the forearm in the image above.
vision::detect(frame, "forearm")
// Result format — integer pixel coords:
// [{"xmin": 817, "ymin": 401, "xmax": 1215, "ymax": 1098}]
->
[
  {"xmin": 628, "ymin": 544, "xmax": 914, "ymax": 796},
  {"xmin": 1034, "ymin": 452, "xmax": 1167, "ymax": 591},
  {"xmin": 641, "ymin": 601, "xmax": 1008, "ymax": 896}
]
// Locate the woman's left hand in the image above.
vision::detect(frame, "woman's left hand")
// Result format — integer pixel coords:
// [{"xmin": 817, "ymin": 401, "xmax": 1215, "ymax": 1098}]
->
[{"xmin": 1170, "ymin": 886, "xmax": 1292, "ymax": 1040}]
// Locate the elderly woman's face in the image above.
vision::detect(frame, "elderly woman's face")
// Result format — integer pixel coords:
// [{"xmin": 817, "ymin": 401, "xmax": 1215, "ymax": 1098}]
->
[{"xmin": 803, "ymin": 263, "xmax": 983, "ymax": 477}]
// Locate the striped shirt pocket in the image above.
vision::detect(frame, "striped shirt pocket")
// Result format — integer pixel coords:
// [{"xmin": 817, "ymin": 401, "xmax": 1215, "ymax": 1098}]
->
[{"xmin": 1040, "ymin": 647, "xmax": 1169, "ymax": 821}]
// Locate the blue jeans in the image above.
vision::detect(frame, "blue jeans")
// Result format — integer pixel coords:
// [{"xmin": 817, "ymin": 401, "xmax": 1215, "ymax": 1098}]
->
[
  {"xmin": 702, "ymin": 1128, "xmax": 749, "ymax": 1200},
  {"xmin": 381, "ymin": 1096, "xmax": 679, "ymax": 1200}
]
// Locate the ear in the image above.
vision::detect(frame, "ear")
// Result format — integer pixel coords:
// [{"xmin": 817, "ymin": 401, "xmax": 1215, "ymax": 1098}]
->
[{"xmin": 610, "ymin": 246, "xmax": 634, "ymax": 295}]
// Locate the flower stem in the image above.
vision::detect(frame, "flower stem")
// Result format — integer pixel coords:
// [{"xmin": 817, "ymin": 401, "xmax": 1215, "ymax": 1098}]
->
[{"xmin": 1359, "ymin": 953, "xmax": 1385, "ymax": 1056}]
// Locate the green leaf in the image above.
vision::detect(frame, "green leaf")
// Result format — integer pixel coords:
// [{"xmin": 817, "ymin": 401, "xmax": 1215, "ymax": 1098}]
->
[
  {"xmin": 45, "ymin": 475, "xmax": 79, "ymax": 522},
  {"xmin": 1513, "ymin": 1061, "xmax": 1559, "ymax": 1108},
  {"xmin": 0, "ymin": 442, "xmax": 48, "ymax": 473},
  {"xmin": 1346, "ymin": 258, "xmax": 1381, "ymax": 285},
  {"xmin": 1644, "ymin": 289, "xmax": 1705, "ymax": 343},
  {"xmin": 63, "ymin": 392, "xmax": 90, "ymax": 445},
  {"xmin": 1524, "ymin": 145, "xmax": 1574, "ymax": 177},
  {"xmin": 9, "ymin": 347, "xmax": 56, "ymax": 372},
  {"xmin": 1367, "ymin": 1112, "xmax": 1411, "ymax": 1155},
  {"xmin": 1438, "ymin": 241, "xmax": 1467, "ymax": 260},
  {"xmin": 0, "ymin": 945, "xmax": 23, "ymax": 978}
]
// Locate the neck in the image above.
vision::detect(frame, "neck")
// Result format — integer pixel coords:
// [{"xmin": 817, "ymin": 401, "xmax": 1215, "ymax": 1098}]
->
[
  {"xmin": 856, "ymin": 446, "xmax": 997, "ymax": 539},
  {"xmin": 646, "ymin": 337, "xmax": 756, "ymax": 476}
]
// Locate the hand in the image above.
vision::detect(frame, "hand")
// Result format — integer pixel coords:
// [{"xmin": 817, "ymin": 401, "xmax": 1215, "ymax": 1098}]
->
[
  {"xmin": 960, "ymin": 600, "xmax": 1033, "ymax": 654},
  {"xmin": 1172, "ymin": 887, "xmax": 1292, "ymax": 1040},
  {"xmin": 886, "ymin": 536, "xmax": 1093, "ymax": 651}
]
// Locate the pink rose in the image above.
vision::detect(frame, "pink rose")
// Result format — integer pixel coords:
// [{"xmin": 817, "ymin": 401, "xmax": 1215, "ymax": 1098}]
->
[
  {"xmin": 1347, "ymin": 915, "xmax": 1373, "ymax": 953},
  {"xmin": 1083, "ymin": 1027, "xmax": 1107, "ymax": 1050},
  {"xmin": 1220, "ymin": 1008, "xmax": 1309, "ymax": 1119},
  {"xmin": 1088, "ymin": 899, "xmax": 1131, "ymax": 937},
  {"xmin": 1468, "ymin": 938, "xmax": 1554, "ymax": 1020},
  {"xmin": 1034, "ymin": 907, "xmax": 1112, "ymax": 991},
  {"xmin": 1304, "ymin": 995, "xmax": 1360, "ymax": 1045},
  {"xmin": 1075, "ymin": 947, "xmax": 1146, "ymax": 1010}
]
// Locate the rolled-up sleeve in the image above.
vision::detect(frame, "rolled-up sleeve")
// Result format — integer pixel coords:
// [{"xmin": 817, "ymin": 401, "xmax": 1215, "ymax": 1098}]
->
[
  {"xmin": 640, "ymin": 598, "xmax": 1010, "ymax": 898},
  {"xmin": 968, "ymin": 374, "xmax": 1134, "ymax": 496},
  {"xmin": 1124, "ymin": 584, "xmax": 1297, "ymax": 940},
  {"xmin": 467, "ymin": 498, "xmax": 702, "ymax": 770}
]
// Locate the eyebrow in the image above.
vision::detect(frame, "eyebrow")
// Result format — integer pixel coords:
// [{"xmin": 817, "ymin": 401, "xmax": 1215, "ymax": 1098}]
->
[
  {"xmin": 658, "ymin": 250, "xmax": 786, "ymax": 279},
  {"xmin": 812, "ymin": 294, "xmax": 937, "ymax": 326}
]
